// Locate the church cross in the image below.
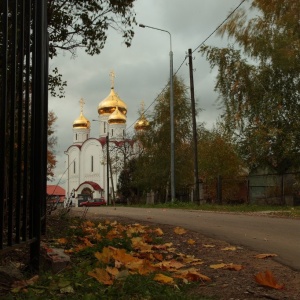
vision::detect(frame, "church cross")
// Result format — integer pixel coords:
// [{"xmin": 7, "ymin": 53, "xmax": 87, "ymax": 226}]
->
[
  {"xmin": 109, "ymin": 70, "xmax": 115, "ymax": 88},
  {"xmin": 79, "ymin": 98, "xmax": 85, "ymax": 113},
  {"xmin": 140, "ymin": 100, "xmax": 145, "ymax": 113}
]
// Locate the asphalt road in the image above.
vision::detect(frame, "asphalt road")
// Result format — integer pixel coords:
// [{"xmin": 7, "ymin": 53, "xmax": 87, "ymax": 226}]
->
[{"xmin": 73, "ymin": 207, "xmax": 300, "ymax": 271}]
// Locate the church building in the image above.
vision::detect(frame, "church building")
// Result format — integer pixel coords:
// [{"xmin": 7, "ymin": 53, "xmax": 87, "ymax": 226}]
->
[{"xmin": 64, "ymin": 71, "xmax": 149, "ymax": 206}]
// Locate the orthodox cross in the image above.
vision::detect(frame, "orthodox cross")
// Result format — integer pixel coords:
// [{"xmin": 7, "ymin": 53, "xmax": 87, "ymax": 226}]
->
[
  {"xmin": 79, "ymin": 97, "xmax": 85, "ymax": 113},
  {"xmin": 140, "ymin": 100, "xmax": 145, "ymax": 113},
  {"xmin": 109, "ymin": 70, "xmax": 115, "ymax": 88},
  {"xmin": 139, "ymin": 100, "xmax": 145, "ymax": 116}
]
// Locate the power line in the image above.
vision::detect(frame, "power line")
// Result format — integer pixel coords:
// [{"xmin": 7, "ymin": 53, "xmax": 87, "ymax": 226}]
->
[{"xmin": 126, "ymin": 0, "xmax": 247, "ymax": 132}]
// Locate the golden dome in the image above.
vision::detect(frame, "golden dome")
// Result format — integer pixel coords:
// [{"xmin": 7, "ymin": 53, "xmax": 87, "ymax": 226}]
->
[
  {"xmin": 134, "ymin": 114, "xmax": 150, "ymax": 131},
  {"xmin": 108, "ymin": 106, "xmax": 126, "ymax": 124},
  {"xmin": 98, "ymin": 88, "xmax": 127, "ymax": 116},
  {"xmin": 134, "ymin": 100, "xmax": 150, "ymax": 131},
  {"xmin": 73, "ymin": 112, "xmax": 90, "ymax": 129}
]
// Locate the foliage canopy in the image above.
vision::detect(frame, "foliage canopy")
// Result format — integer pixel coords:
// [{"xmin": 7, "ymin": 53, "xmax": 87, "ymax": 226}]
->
[{"xmin": 200, "ymin": 0, "xmax": 300, "ymax": 174}]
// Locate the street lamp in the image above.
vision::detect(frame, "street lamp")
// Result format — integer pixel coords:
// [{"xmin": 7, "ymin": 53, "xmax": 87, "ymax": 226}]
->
[{"xmin": 139, "ymin": 23, "xmax": 175, "ymax": 202}]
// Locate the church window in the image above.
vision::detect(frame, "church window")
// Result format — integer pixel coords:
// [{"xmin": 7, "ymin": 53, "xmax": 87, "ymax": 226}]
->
[
  {"xmin": 91, "ymin": 156, "xmax": 94, "ymax": 172},
  {"xmin": 111, "ymin": 129, "xmax": 113, "ymax": 136},
  {"xmin": 76, "ymin": 133, "xmax": 77, "ymax": 140},
  {"xmin": 86, "ymin": 134, "xmax": 88, "ymax": 139},
  {"xmin": 123, "ymin": 129, "xmax": 125, "ymax": 137},
  {"xmin": 73, "ymin": 161, "xmax": 76, "ymax": 174},
  {"xmin": 104, "ymin": 122, "xmax": 106, "ymax": 133}
]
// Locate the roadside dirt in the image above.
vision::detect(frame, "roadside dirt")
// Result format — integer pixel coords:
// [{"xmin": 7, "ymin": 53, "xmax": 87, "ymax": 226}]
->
[
  {"xmin": 1, "ymin": 210, "xmax": 300, "ymax": 300},
  {"xmin": 81, "ymin": 211, "xmax": 300, "ymax": 300}
]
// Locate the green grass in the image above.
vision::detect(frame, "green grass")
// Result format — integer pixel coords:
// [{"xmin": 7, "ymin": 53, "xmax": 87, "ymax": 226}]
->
[
  {"xmin": 6, "ymin": 216, "xmax": 215, "ymax": 300},
  {"xmin": 132, "ymin": 201, "xmax": 300, "ymax": 216}
]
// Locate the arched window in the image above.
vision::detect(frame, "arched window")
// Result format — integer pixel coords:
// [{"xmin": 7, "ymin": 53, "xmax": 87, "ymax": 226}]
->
[
  {"xmin": 73, "ymin": 161, "xmax": 76, "ymax": 174},
  {"xmin": 104, "ymin": 122, "xmax": 106, "ymax": 133},
  {"xmin": 111, "ymin": 129, "xmax": 114, "ymax": 136},
  {"xmin": 91, "ymin": 155, "xmax": 94, "ymax": 172},
  {"xmin": 76, "ymin": 133, "xmax": 77, "ymax": 140}
]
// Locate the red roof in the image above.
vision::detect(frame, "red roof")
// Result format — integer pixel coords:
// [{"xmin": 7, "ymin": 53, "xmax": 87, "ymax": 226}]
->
[
  {"xmin": 47, "ymin": 185, "xmax": 66, "ymax": 196},
  {"xmin": 75, "ymin": 181, "xmax": 104, "ymax": 192}
]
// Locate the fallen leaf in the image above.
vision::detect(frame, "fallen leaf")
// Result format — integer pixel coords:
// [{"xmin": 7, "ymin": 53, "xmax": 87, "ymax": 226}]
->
[
  {"xmin": 115, "ymin": 269, "xmax": 130, "ymax": 281},
  {"xmin": 255, "ymin": 253, "xmax": 278, "ymax": 259},
  {"xmin": 174, "ymin": 227, "xmax": 187, "ymax": 235},
  {"xmin": 187, "ymin": 239, "xmax": 196, "ymax": 245},
  {"xmin": 254, "ymin": 270, "xmax": 284, "ymax": 290},
  {"xmin": 221, "ymin": 246, "xmax": 236, "ymax": 251},
  {"xmin": 154, "ymin": 228, "xmax": 164, "ymax": 236},
  {"xmin": 203, "ymin": 244, "xmax": 215, "ymax": 248},
  {"xmin": 106, "ymin": 267, "xmax": 119, "ymax": 277},
  {"xmin": 153, "ymin": 273, "xmax": 174, "ymax": 285},
  {"xmin": 210, "ymin": 263, "xmax": 226, "ymax": 269},
  {"xmin": 95, "ymin": 247, "xmax": 112, "ymax": 264},
  {"xmin": 209, "ymin": 263, "xmax": 243, "ymax": 271},
  {"xmin": 175, "ymin": 268, "xmax": 211, "ymax": 282},
  {"xmin": 88, "ymin": 268, "xmax": 113, "ymax": 285},
  {"xmin": 11, "ymin": 275, "xmax": 39, "ymax": 292},
  {"xmin": 57, "ymin": 238, "xmax": 68, "ymax": 244}
]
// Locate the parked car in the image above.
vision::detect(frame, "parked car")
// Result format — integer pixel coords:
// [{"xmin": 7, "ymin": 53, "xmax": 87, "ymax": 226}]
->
[{"xmin": 79, "ymin": 198, "xmax": 106, "ymax": 207}]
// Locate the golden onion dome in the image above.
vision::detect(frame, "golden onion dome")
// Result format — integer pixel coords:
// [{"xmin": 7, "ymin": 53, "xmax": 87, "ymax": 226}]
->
[
  {"xmin": 98, "ymin": 88, "xmax": 127, "ymax": 116},
  {"xmin": 108, "ymin": 106, "xmax": 126, "ymax": 124},
  {"xmin": 73, "ymin": 112, "xmax": 90, "ymax": 129},
  {"xmin": 134, "ymin": 114, "xmax": 150, "ymax": 131}
]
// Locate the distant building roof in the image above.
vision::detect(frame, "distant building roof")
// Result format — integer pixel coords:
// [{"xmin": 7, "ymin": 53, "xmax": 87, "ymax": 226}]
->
[
  {"xmin": 47, "ymin": 185, "xmax": 65, "ymax": 196},
  {"xmin": 75, "ymin": 181, "xmax": 104, "ymax": 192}
]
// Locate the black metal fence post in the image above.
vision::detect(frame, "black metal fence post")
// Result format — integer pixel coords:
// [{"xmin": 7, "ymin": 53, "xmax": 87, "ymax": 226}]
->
[{"xmin": 0, "ymin": 0, "xmax": 48, "ymax": 271}]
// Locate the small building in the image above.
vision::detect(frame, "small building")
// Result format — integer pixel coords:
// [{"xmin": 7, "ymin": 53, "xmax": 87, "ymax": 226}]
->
[{"xmin": 47, "ymin": 185, "xmax": 66, "ymax": 207}]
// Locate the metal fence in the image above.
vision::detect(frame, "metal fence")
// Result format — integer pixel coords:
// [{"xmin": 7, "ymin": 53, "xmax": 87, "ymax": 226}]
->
[
  {"xmin": 200, "ymin": 173, "xmax": 300, "ymax": 206},
  {"xmin": 0, "ymin": 1, "xmax": 48, "ymax": 270}
]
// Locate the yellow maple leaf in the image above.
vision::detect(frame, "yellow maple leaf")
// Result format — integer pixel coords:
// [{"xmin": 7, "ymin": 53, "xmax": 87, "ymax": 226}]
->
[
  {"xmin": 210, "ymin": 263, "xmax": 244, "ymax": 271},
  {"xmin": 88, "ymin": 268, "xmax": 113, "ymax": 285},
  {"xmin": 106, "ymin": 266, "xmax": 119, "ymax": 277},
  {"xmin": 221, "ymin": 246, "xmax": 237, "ymax": 251},
  {"xmin": 83, "ymin": 220, "xmax": 95, "ymax": 228},
  {"xmin": 152, "ymin": 242, "xmax": 173, "ymax": 250},
  {"xmin": 153, "ymin": 273, "xmax": 174, "ymax": 285},
  {"xmin": 95, "ymin": 247, "xmax": 112, "ymax": 264},
  {"xmin": 175, "ymin": 268, "xmax": 211, "ymax": 282},
  {"xmin": 154, "ymin": 228, "xmax": 164, "ymax": 236},
  {"xmin": 210, "ymin": 263, "xmax": 226, "ymax": 269},
  {"xmin": 152, "ymin": 253, "xmax": 163, "ymax": 261},
  {"xmin": 137, "ymin": 260, "xmax": 157, "ymax": 275},
  {"xmin": 156, "ymin": 260, "xmax": 185, "ymax": 271},
  {"xmin": 174, "ymin": 227, "xmax": 187, "ymax": 235},
  {"xmin": 57, "ymin": 238, "xmax": 68, "ymax": 244},
  {"xmin": 254, "ymin": 253, "xmax": 278, "ymax": 259},
  {"xmin": 254, "ymin": 270, "xmax": 284, "ymax": 290},
  {"xmin": 203, "ymin": 244, "xmax": 215, "ymax": 248},
  {"xmin": 131, "ymin": 237, "xmax": 152, "ymax": 252},
  {"xmin": 187, "ymin": 239, "xmax": 196, "ymax": 245}
]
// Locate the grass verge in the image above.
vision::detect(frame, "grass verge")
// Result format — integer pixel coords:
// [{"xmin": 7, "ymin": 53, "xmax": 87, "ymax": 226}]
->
[{"xmin": 6, "ymin": 214, "xmax": 215, "ymax": 300}]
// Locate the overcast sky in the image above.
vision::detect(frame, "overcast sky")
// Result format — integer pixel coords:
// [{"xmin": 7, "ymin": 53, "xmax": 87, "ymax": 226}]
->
[{"xmin": 48, "ymin": 0, "xmax": 250, "ymax": 186}]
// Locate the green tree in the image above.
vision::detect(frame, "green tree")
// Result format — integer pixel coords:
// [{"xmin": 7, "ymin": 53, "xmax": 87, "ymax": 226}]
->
[
  {"xmin": 200, "ymin": 0, "xmax": 300, "ymax": 174},
  {"xmin": 133, "ymin": 76, "xmax": 196, "ymax": 202},
  {"xmin": 198, "ymin": 127, "xmax": 245, "ymax": 180},
  {"xmin": 197, "ymin": 126, "xmax": 247, "ymax": 203},
  {"xmin": 47, "ymin": 0, "xmax": 137, "ymax": 97},
  {"xmin": 47, "ymin": 111, "xmax": 58, "ymax": 181}
]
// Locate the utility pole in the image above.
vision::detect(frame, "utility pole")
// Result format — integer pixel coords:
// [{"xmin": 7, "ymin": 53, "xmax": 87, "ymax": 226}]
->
[
  {"xmin": 106, "ymin": 135, "xmax": 110, "ymax": 205},
  {"xmin": 188, "ymin": 49, "xmax": 200, "ymax": 203}
]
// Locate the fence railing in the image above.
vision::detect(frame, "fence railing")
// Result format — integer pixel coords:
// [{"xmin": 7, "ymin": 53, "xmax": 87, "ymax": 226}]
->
[
  {"xmin": 0, "ymin": 0, "xmax": 48, "ymax": 270},
  {"xmin": 200, "ymin": 173, "xmax": 300, "ymax": 206}
]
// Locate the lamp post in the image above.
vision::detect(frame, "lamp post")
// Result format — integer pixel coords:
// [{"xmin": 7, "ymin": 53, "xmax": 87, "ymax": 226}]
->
[{"xmin": 139, "ymin": 24, "xmax": 175, "ymax": 202}]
